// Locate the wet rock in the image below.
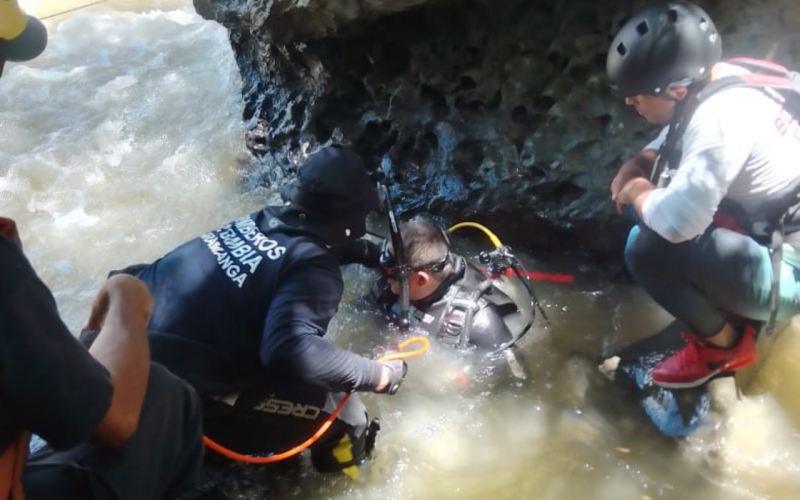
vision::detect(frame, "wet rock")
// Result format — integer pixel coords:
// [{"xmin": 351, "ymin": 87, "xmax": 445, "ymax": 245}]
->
[
  {"xmin": 194, "ymin": 0, "xmax": 800, "ymax": 266},
  {"xmin": 598, "ymin": 355, "xmax": 620, "ymax": 381},
  {"xmin": 194, "ymin": 0, "xmax": 455, "ymax": 45}
]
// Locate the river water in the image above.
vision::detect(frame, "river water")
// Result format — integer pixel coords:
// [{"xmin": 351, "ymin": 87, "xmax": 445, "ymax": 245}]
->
[{"xmin": 3, "ymin": 4, "xmax": 800, "ymax": 500}]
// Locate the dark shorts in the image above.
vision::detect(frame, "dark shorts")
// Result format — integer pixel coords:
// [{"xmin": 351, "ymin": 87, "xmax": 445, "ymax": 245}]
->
[
  {"xmin": 202, "ymin": 376, "xmax": 378, "ymax": 474},
  {"xmin": 23, "ymin": 363, "xmax": 204, "ymax": 500}
]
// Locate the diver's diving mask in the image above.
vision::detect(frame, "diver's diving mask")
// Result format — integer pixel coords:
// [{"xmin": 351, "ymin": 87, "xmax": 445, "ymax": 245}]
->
[{"xmin": 379, "ymin": 238, "xmax": 450, "ymax": 279}]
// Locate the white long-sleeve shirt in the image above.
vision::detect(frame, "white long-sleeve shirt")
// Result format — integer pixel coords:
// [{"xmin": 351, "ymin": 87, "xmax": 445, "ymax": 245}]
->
[{"xmin": 641, "ymin": 63, "xmax": 800, "ymax": 245}]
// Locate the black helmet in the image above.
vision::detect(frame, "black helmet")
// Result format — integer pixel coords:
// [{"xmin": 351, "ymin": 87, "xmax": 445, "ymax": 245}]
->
[
  {"xmin": 606, "ymin": 1, "xmax": 721, "ymax": 97},
  {"xmin": 279, "ymin": 145, "xmax": 382, "ymax": 246}
]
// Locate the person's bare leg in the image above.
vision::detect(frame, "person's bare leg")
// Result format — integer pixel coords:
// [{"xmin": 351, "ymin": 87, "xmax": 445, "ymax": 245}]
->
[{"xmin": 703, "ymin": 322, "xmax": 738, "ymax": 348}]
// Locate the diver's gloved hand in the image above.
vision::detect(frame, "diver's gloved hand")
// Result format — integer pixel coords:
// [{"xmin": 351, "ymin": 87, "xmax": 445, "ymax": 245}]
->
[
  {"xmin": 330, "ymin": 238, "xmax": 382, "ymax": 267},
  {"xmin": 345, "ymin": 237, "xmax": 382, "ymax": 268},
  {"xmin": 375, "ymin": 359, "xmax": 407, "ymax": 395}
]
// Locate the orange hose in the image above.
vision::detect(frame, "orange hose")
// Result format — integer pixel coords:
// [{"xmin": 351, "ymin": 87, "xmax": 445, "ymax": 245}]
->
[{"xmin": 203, "ymin": 336, "xmax": 430, "ymax": 464}]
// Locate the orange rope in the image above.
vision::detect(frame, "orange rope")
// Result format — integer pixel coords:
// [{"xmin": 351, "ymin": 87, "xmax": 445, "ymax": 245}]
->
[{"xmin": 203, "ymin": 336, "xmax": 430, "ymax": 464}]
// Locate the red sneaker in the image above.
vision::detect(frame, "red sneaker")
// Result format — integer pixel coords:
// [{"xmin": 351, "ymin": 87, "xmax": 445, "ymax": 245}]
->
[{"xmin": 651, "ymin": 325, "xmax": 758, "ymax": 389}]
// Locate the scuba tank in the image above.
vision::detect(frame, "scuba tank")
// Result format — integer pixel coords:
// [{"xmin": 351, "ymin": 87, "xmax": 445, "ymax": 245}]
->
[{"xmin": 448, "ymin": 222, "xmax": 544, "ymax": 353}]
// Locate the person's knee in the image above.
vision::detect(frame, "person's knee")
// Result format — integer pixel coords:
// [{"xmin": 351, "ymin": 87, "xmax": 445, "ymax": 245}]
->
[
  {"xmin": 624, "ymin": 225, "xmax": 665, "ymax": 277},
  {"xmin": 624, "ymin": 225, "xmax": 645, "ymax": 274}
]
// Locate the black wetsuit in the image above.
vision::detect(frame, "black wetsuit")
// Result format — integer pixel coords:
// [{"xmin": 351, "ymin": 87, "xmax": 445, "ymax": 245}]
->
[
  {"xmin": 116, "ymin": 207, "xmax": 384, "ymax": 473},
  {"xmin": 372, "ymin": 255, "xmax": 518, "ymax": 351}
]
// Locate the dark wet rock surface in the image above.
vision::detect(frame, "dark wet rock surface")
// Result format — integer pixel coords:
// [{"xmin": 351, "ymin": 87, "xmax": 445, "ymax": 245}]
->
[{"xmin": 194, "ymin": 0, "xmax": 800, "ymax": 267}]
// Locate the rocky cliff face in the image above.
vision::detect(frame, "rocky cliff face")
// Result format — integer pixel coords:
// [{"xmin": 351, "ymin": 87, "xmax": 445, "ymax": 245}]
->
[{"xmin": 193, "ymin": 0, "xmax": 800, "ymax": 265}]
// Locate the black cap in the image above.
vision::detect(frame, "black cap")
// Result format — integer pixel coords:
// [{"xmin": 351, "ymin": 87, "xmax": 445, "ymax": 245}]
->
[
  {"xmin": 280, "ymin": 145, "xmax": 381, "ymax": 245},
  {"xmin": 606, "ymin": 1, "xmax": 721, "ymax": 97},
  {"xmin": 1, "ymin": 11, "xmax": 48, "ymax": 78}
]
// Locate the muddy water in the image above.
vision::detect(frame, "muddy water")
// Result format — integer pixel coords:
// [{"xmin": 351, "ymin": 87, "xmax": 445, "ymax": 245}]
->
[{"xmin": 2, "ymin": 4, "xmax": 800, "ymax": 500}]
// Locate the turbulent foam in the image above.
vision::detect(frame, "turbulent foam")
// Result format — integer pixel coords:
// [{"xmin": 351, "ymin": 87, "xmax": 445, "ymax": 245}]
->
[
  {"xmin": 682, "ymin": 394, "xmax": 800, "ymax": 500},
  {"xmin": 1, "ymin": 8, "xmax": 257, "ymax": 331}
]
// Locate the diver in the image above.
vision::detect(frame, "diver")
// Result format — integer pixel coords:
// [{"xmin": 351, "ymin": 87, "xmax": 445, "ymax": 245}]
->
[{"xmin": 337, "ymin": 213, "xmax": 539, "ymax": 380}]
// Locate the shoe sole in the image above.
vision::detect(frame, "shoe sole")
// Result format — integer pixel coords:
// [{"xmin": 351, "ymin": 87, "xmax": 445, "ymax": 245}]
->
[{"xmin": 652, "ymin": 351, "xmax": 758, "ymax": 390}]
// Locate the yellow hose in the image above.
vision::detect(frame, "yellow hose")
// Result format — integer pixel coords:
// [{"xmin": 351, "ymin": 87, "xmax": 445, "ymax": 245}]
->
[
  {"xmin": 447, "ymin": 222, "xmax": 503, "ymax": 249},
  {"xmin": 0, "ymin": 0, "xmax": 28, "ymax": 40}
]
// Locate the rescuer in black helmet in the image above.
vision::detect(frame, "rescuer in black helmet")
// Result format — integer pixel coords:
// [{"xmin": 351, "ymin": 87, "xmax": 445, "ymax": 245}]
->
[
  {"xmin": 607, "ymin": 2, "xmax": 800, "ymax": 389},
  {"xmin": 606, "ymin": 1, "xmax": 721, "ymax": 98}
]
